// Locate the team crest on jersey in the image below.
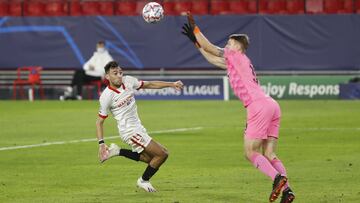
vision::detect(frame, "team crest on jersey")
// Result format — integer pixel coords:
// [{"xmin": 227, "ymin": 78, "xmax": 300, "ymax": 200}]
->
[{"xmin": 116, "ymin": 93, "xmax": 135, "ymax": 108}]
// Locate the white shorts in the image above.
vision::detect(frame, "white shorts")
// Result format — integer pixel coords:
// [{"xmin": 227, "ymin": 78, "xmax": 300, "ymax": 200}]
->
[{"xmin": 120, "ymin": 126, "xmax": 152, "ymax": 153}]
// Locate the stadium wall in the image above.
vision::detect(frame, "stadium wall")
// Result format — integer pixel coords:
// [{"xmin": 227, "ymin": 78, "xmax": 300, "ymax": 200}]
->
[{"xmin": 0, "ymin": 15, "xmax": 360, "ymax": 71}]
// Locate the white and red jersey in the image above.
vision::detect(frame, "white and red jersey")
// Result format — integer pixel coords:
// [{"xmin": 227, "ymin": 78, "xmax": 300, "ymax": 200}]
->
[{"xmin": 98, "ymin": 76, "xmax": 145, "ymax": 138}]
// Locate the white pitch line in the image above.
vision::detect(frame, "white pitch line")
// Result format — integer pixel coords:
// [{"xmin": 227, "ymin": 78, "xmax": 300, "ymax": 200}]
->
[{"xmin": 0, "ymin": 127, "xmax": 203, "ymax": 152}]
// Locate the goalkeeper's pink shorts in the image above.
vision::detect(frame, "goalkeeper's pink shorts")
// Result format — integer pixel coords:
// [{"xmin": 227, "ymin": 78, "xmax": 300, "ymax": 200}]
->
[{"xmin": 244, "ymin": 98, "xmax": 281, "ymax": 140}]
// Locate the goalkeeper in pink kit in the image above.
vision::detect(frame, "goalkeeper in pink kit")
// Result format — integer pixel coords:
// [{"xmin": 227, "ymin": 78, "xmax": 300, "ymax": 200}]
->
[{"xmin": 182, "ymin": 13, "xmax": 295, "ymax": 203}]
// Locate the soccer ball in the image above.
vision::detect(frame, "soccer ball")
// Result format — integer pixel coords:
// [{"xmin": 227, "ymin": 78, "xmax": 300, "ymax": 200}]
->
[{"xmin": 142, "ymin": 2, "xmax": 164, "ymax": 24}]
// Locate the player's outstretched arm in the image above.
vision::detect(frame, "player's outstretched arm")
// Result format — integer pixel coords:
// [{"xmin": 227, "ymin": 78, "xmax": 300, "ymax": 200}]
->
[
  {"xmin": 186, "ymin": 12, "xmax": 223, "ymax": 57},
  {"xmin": 142, "ymin": 80, "xmax": 184, "ymax": 91},
  {"xmin": 96, "ymin": 117, "xmax": 109, "ymax": 163},
  {"xmin": 199, "ymin": 48, "xmax": 227, "ymax": 69},
  {"xmin": 194, "ymin": 30, "xmax": 223, "ymax": 57},
  {"xmin": 181, "ymin": 21, "xmax": 226, "ymax": 69}
]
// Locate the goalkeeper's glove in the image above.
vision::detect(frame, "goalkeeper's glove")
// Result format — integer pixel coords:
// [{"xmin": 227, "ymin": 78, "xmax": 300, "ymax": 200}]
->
[
  {"xmin": 181, "ymin": 23, "xmax": 201, "ymax": 48},
  {"xmin": 186, "ymin": 11, "xmax": 196, "ymax": 30}
]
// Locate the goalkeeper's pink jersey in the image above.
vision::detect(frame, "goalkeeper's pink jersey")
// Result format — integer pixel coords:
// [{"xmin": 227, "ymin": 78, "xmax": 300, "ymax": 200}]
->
[{"xmin": 224, "ymin": 48, "xmax": 268, "ymax": 107}]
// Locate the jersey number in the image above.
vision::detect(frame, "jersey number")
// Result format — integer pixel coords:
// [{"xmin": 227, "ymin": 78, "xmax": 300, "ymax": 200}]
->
[{"xmin": 250, "ymin": 64, "xmax": 259, "ymax": 84}]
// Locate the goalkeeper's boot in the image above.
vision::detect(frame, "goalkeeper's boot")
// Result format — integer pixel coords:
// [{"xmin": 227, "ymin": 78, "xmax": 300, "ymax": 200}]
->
[
  {"xmin": 269, "ymin": 174, "xmax": 288, "ymax": 202},
  {"xmin": 101, "ymin": 143, "xmax": 120, "ymax": 163},
  {"xmin": 137, "ymin": 177, "xmax": 157, "ymax": 192},
  {"xmin": 280, "ymin": 187, "xmax": 295, "ymax": 203}
]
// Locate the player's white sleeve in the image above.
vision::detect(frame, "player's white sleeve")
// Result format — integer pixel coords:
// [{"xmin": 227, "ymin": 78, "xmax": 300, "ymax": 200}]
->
[
  {"xmin": 125, "ymin": 75, "xmax": 144, "ymax": 90},
  {"xmin": 98, "ymin": 92, "xmax": 111, "ymax": 119}
]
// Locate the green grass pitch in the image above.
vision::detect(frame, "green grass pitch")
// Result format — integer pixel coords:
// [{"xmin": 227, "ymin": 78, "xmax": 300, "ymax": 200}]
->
[{"xmin": 0, "ymin": 100, "xmax": 359, "ymax": 203}]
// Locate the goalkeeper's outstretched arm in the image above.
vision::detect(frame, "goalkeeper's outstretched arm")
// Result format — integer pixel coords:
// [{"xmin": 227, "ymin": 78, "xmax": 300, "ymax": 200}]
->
[
  {"xmin": 185, "ymin": 12, "xmax": 223, "ymax": 57},
  {"xmin": 194, "ymin": 30, "xmax": 224, "ymax": 58},
  {"xmin": 199, "ymin": 48, "xmax": 227, "ymax": 69},
  {"xmin": 181, "ymin": 12, "xmax": 226, "ymax": 69}
]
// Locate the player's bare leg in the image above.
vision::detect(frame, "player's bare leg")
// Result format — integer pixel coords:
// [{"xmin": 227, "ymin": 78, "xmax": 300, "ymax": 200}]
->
[
  {"xmin": 244, "ymin": 138, "xmax": 279, "ymax": 181},
  {"xmin": 262, "ymin": 137, "xmax": 278, "ymax": 160},
  {"xmin": 244, "ymin": 138, "xmax": 263, "ymax": 161},
  {"xmin": 100, "ymin": 141, "xmax": 167, "ymax": 192},
  {"xmin": 101, "ymin": 143, "xmax": 151, "ymax": 163},
  {"xmin": 137, "ymin": 140, "xmax": 169, "ymax": 192},
  {"xmin": 263, "ymin": 137, "xmax": 295, "ymax": 202},
  {"xmin": 244, "ymin": 138, "xmax": 286, "ymax": 202},
  {"xmin": 139, "ymin": 151, "xmax": 153, "ymax": 163},
  {"xmin": 143, "ymin": 140, "xmax": 169, "ymax": 168}
]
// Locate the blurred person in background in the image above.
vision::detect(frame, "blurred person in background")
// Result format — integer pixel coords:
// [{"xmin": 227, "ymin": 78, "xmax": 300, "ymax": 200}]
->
[{"xmin": 60, "ymin": 41, "xmax": 113, "ymax": 100}]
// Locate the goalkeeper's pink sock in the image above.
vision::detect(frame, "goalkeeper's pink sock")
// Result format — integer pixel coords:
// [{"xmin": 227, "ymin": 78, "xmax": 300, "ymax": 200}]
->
[
  {"xmin": 271, "ymin": 158, "xmax": 290, "ymax": 189},
  {"xmin": 250, "ymin": 153, "xmax": 278, "ymax": 180}
]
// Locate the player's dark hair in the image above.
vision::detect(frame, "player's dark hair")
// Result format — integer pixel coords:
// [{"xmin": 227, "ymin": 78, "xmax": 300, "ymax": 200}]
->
[
  {"xmin": 229, "ymin": 34, "xmax": 250, "ymax": 51},
  {"xmin": 104, "ymin": 61, "xmax": 119, "ymax": 73},
  {"xmin": 97, "ymin": 40, "xmax": 105, "ymax": 45}
]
